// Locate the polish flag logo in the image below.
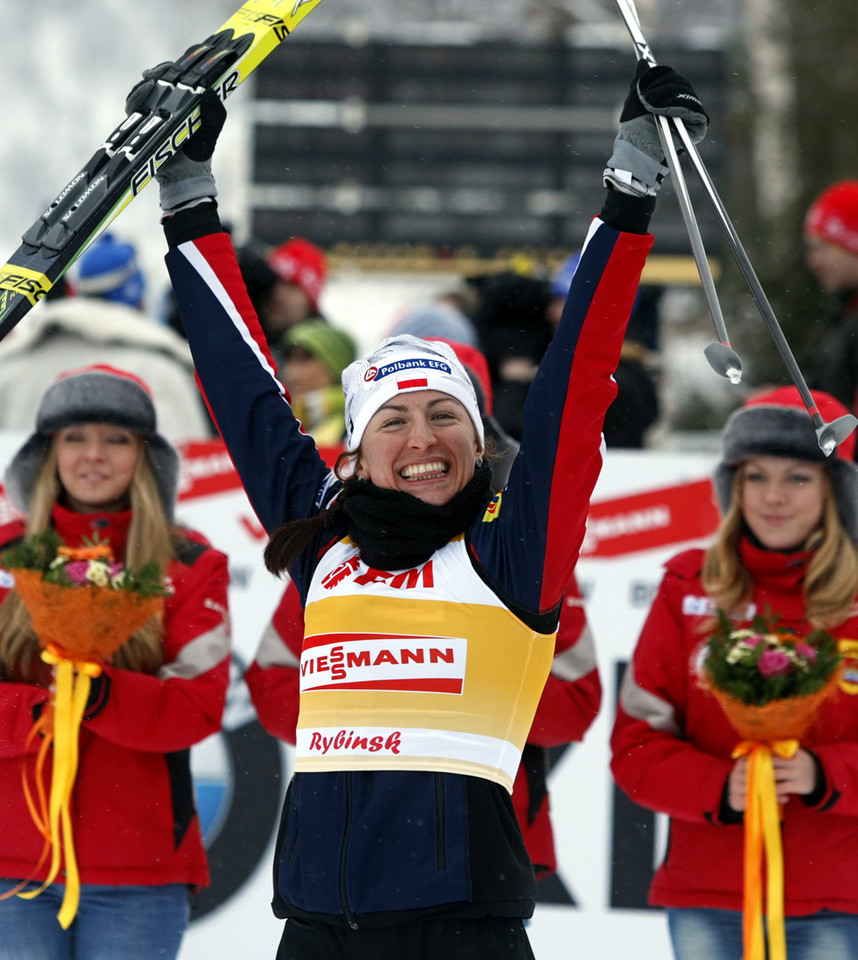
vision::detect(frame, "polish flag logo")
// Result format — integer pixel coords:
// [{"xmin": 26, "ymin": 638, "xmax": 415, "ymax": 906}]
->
[{"xmin": 397, "ymin": 377, "xmax": 429, "ymax": 390}]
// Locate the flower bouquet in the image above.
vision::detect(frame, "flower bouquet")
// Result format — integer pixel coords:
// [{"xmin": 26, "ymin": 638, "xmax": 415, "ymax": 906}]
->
[
  {"xmin": 1, "ymin": 528, "xmax": 166, "ymax": 663},
  {"xmin": 702, "ymin": 609, "xmax": 842, "ymax": 741},
  {"xmin": 0, "ymin": 529, "xmax": 167, "ymax": 929},
  {"xmin": 700, "ymin": 609, "xmax": 842, "ymax": 960}
]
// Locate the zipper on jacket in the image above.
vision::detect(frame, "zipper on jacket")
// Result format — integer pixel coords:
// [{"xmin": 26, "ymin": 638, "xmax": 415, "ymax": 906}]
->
[
  {"xmin": 339, "ymin": 772, "xmax": 359, "ymax": 929},
  {"xmin": 435, "ymin": 772, "xmax": 447, "ymax": 870}
]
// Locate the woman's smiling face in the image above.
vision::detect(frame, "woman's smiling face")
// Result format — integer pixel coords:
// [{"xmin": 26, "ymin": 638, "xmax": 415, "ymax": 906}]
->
[
  {"xmin": 355, "ymin": 390, "xmax": 482, "ymax": 506},
  {"xmin": 740, "ymin": 456, "xmax": 827, "ymax": 551},
  {"xmin": 55, "ymin": 423, "xmax": 140, "ymax": 514}
]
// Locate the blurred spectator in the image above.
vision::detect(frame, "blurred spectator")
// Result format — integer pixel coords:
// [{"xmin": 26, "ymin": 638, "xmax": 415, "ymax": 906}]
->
[
  {"xmin": 603, "ymin": 338, "xmax": 661, "ymax": 448},
  {"xmin": 166, "ymin": 236, "xmax": 330, "ymax": 372},
  {"xmin": 389, "ymin": 301, "xmax": 479, "ymax": 348},
  {"xmin": 546, "ymin": 253, "xmax": 581, "ymax": 331},
  {"xmin": 804, "ymin": 180, "xmax": 858, "ymax": 450},
  {"xmin": 547, "ymin": 253, "xmax": 662, "ymax": 449},
  {"xmin": 267, "ymin": 237, "xmax": 327, "ymax": 331},
  {"xmin": 75, "ymin": 233, "xmax": 146, "ymax": 310},
  {"xmin": 0, "ymin": 233, "xmax": 213, "ymax": 441},
  {"xmin": 279, "ymin": 318, "xmax": 357, "ymax": 447},
  {"xmin": 468, "ymin": 270, "xmax": 554, "ymax": 442},
  {"xmin": 222, "ymin": 237, "xmax": 330, "ymax": 367},
  {"xmin": 431, "ymin": 337, "xmax": 518, "ymax": 488}
]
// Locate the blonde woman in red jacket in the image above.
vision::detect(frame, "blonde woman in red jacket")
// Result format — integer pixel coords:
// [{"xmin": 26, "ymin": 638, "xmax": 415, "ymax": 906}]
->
[
  {"xmin": 611, "ymin": 387, "xmax": 858, "ymax": 960},
  {"xmin": 0, "ymin": 365, "xmax": 230, "ymax": 960}
]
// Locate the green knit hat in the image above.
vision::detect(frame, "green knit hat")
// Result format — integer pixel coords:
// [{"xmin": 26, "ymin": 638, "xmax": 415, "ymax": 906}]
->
[{"xmin": 280, "ymin": 319, "xmax": 356, "ymax": 381}]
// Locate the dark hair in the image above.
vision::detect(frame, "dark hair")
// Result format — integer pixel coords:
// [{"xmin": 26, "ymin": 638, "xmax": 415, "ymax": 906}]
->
[{"xmin": 263, "ymin": 451, "xmax": 353, "ymax": 575}]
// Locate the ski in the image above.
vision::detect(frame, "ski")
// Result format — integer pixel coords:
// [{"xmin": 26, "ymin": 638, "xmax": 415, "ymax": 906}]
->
[{"xmin": 0, "ymin": 0, "xmax": 323, "ymax": 341}]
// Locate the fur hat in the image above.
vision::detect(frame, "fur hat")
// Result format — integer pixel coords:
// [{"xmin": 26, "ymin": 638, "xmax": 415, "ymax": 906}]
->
[
  {"xmin": 267, "ymin": 238, "xmax": 327, "ymax": 313},
  {"xmin": 804, "ymin": 181, "xmax": 858, "ymax": 257},
  {"xmin": 713, "ymin": 387, "xmax": 858, "ymax": 540},
  {"xmin": 4, "ymin": 364, "xmax": 180, "ymax": 518},
  {"xmin": 341, "ymin": 335, "xmax": 484, "ymax": 453}
]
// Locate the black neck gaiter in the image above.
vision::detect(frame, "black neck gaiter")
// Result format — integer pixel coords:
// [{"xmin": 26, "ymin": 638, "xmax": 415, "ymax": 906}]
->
[{"xmin": 339, "ymin": 459, "xmax": 494, "ymax": 570}]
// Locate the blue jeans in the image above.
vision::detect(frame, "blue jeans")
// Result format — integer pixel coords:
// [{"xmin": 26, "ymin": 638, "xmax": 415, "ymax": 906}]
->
[
  {"xmin": 0, "ymin": 880, "xmax": 189, "ymax": 960},
  {"xmin": 667, "ymin": 907, "xmax": 858, "ymax": 960}
]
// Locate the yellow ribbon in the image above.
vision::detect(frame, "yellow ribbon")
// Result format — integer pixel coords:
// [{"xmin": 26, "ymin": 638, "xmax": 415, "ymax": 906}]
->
[
  {"xmin": 17, "ymin": 645, "xmax": 102, "ymax": 930},
  {"xmin": 838, "ymin": 640, "xmax": 858, "ymax": 694},
  {"xmin": 732, "ymin": 738, "xmax": 799, "ymax": 960}
]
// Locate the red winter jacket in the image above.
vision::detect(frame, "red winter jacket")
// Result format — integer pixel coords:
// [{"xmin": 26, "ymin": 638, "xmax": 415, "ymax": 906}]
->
[
  {"xmin": 611, "ymin": 539, "xmax": 858, "ymax": 915},
  {"xmin": 0, "ymin": 504, "xmax": 230, "ymax": 888},
  {"xmin": 246, "ymin": 574, "xmax": 601, "ymax": 879}
]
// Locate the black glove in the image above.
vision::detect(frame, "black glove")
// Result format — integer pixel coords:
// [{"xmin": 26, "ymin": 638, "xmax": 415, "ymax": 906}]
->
[
  {"xmin": 604, "ymin": 61, "xmax": 709, "ymax": 198},
  {"xmin": 125, "ymin": 61, "xmax": 173, "ymax": 116},
  {"xmin": 126, "ymin": 64, "xmax": 227, "ymax": 217}
]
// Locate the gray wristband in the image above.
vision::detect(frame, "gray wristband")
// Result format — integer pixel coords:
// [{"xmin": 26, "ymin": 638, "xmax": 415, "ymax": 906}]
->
[
  {"xmin": 158, "ymin": 173, "xmax": 218, "ymax": 216},
  {"xmin": 603, "ymin": 139, "xmax": 668, "ymax": 198}
]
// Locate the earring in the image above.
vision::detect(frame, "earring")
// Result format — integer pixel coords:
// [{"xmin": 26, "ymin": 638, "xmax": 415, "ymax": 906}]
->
[{"xmin": 476, "ymin": 457, "xmax": 484, "ymax": 467}]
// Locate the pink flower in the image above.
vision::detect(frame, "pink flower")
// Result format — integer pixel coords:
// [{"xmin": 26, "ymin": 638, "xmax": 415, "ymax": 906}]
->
[
  {"xmin": 794, "ymin": 643, "xmax": 817, "ymax": 662},
  {"xmin": 63, "ymin": 560, "xmax": 91, "ymax": 585},
  {"xmin": 758, "ymin": 649, "xmax": 793, "ymax": 678}
]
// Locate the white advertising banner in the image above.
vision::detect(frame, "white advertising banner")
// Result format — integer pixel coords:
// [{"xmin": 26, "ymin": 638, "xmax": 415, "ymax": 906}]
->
[{"xmin": 0, "ymin": 436, "xmax": 720, "ymax": 959}]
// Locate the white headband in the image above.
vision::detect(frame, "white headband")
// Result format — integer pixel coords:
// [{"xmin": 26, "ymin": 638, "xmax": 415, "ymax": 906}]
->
[{"xmin": 342, "ymin": 335, "xmax": 484, "ymax": 452}]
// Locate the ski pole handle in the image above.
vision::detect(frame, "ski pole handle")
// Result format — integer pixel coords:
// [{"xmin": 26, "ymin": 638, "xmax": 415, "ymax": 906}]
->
[{"xmin": 614, "ymin": 0, "xmax": 741, "ymax": 381}]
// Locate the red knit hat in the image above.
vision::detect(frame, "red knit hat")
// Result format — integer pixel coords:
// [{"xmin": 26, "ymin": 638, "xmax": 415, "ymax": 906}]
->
[
  {"xmin": 267, "ymin": 238, "xmax": 327, "ymax": 313},
  {"xmin": 804, "ymin": 181, "xmax": 858, "ymax": 256}
]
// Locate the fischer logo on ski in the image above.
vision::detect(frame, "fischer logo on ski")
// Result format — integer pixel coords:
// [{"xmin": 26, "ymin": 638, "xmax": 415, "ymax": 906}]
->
[
  {"xmin": 255, "ymin": 15, "xmax": 292, "ymax": 41},
  {"xmin": 0, "ymin": 266, "xmax": 51, "ymax": 307},
  {"xmin": 129, "ymin": 115, "xmax": 202, "ymax": 197}
]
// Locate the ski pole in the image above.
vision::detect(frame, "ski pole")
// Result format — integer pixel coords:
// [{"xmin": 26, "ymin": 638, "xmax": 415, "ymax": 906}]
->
[
  {"xmin": 613, "ymin": 0, "xmax": 857, "ymax": 455},
  {"xmin": 614, "ymin": 0, "xmax": 742, "ymax": 386},
  {"xmin": 668, "ymin": 117, "xmax": 856, "ymax": 452}
]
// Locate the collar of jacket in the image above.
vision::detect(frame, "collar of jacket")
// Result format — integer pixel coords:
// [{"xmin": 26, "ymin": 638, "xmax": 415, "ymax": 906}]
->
[
  {"xmin": 739, "ymin": 535, "xmax": 814, "ymax": 593},
  {"xmin": 52, "ymin": 502, "xmax": 132, "ymax": 562}
]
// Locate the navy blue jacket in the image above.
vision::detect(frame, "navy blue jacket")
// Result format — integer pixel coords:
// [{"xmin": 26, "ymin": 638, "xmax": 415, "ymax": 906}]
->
[{"xmin": 164, "ymin": 200, "xmax": 652, "ymax": 927}]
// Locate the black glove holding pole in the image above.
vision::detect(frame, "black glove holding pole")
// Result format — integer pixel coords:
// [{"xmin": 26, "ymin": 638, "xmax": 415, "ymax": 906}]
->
[{"xmin": 604, "ymin": 61, "xmax": 709, "ymax": 198}]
